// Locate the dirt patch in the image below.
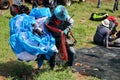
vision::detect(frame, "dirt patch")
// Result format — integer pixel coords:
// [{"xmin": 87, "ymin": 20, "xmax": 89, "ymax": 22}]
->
[
  {"xmin": 0, "ymin": 76, "xmax": 6, "ymax": 80},
  {"xmin": 73, "ymin": 72, "xmax": 93, "ymax": 80},
  {"xmin": 73, "ymin": 46, "xmax": 120, "ymax": 80}
]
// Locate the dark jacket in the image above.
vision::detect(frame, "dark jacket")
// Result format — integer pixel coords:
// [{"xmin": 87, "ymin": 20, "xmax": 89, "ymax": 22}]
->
[
  {"xmin": 93, "ymin": 24, "xmax": 110, "ymax": 47},
  {"xmin": 47, "ymin": 15, "xmax": 74, "ymax": 47}
]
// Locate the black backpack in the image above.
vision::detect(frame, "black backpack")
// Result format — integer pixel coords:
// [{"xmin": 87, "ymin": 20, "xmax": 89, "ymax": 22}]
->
[{"xmin": 10, "ymin": 4, "xmax": 30, "ymax": 16}]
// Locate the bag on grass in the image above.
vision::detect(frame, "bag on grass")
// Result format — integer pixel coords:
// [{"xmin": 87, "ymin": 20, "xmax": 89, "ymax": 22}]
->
[{"xmin": 90, "ymin": 12, "xmax": 108, "ymax": 21}]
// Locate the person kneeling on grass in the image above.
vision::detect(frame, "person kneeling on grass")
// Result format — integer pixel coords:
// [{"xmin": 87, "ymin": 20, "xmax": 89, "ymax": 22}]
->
[{"xmin": 93, "ymin": 19, "xmax": 120, "ymax": 48}]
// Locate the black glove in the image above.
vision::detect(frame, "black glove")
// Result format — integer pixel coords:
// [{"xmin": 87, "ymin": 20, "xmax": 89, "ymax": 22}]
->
[{"xmin": 33, "ymin": 28, "xmax": 44, "ymax": 36}]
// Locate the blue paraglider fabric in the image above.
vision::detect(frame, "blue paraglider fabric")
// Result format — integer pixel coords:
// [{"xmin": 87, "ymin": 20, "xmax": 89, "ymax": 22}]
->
[{"xmin": 9, "ymin": 9, "xmax": 58, "ymax": 61}]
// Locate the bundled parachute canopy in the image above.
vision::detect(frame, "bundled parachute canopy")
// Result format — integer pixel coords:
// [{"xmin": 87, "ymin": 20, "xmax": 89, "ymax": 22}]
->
[
  {"xmin": 9, "ymin": 13, "xmax": 58, "ymax": 61},
  {"xmin": 9, "ymin": 14, "xmax": 35, "ymax": 35},
  {"xmin": 29, "ymin": 7, "xmax": 52, "ymax": 18}
]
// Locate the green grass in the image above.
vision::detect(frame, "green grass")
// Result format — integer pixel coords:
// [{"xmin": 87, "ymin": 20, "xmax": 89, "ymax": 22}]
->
[{"xmin": 0, "ymin": 0, "xmax": 120, "ymax": 80}]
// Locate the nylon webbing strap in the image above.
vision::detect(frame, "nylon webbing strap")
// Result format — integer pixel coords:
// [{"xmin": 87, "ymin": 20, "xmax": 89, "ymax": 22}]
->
[{"xmin": 46, "ymin": 24, "xmax": 68, "ymax": 61}]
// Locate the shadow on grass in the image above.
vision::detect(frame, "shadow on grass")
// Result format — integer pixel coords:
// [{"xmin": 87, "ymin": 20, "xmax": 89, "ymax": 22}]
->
[
  {"xmin": 105, "ymin": 8, "xmax": 113, "ymax": 13},
  {"xmin": 0, "ymin": 61, "xmax": 36, "ymax": 80},
  {"xmin": 0, "ymin": 60, "xmax": 59, "ymax": 80},
  {"xmin": 117, "ymin": 15, "xmax": 120, "ymax": 18},
  {"xmin": 5, "ymin": 16, "xmax": 12, "ymax": 19}
]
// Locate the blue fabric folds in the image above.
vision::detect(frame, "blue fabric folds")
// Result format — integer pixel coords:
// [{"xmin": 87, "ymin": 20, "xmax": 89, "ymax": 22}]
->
[
  {"xmin": 9, "ymin": 11, "xmax": 57, "ymax": 61},
  {"xmin": 29, "ymin": 7, "xmax": 52, "ymax": 18}
]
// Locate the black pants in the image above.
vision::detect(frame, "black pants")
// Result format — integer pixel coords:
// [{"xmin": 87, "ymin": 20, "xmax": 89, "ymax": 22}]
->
[
  {"xmin": 66, "ymin": 45, "xmax": 75, "ymax": 66},
  {"xmin": 113, "ymin": 0, "xmax": 119, "ymax": 11},
  {"xmin": 48, "ymin": 53, "xmax": 56, "ymax": 69},
  {"xmin": 36, "ymin": 54, "xmax": 56, "ymax": 69},
  {"xmin": 94, "ymin": 39, "xmax": 104, "ymax": 46},
  {"xmin": 56, "ymin": 38, "xmax": 75, "ymax": 66},
  {"xmin": 97, "ymin": 0, "xmax": 101, "ymax": 8}
]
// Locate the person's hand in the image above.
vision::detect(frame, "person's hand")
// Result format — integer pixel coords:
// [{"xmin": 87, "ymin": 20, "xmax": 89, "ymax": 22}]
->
[{"xmin": 64, "ymin": 28, "xmax": 70, "ymax": 35}]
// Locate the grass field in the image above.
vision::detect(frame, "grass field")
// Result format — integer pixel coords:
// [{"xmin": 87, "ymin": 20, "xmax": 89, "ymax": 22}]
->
[{"xmin": 0, "ymin": 0, "xmax": 120, "ymax": 80}]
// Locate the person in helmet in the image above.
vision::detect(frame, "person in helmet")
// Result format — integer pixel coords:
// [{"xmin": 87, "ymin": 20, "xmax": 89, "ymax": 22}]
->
[
  {"xmin": 93, "ymin": 19, "xmax": 119, "ymax": 48},
  {"xmin": 45, "ymin": 5, "xmax": 76, "ymax": 69}
]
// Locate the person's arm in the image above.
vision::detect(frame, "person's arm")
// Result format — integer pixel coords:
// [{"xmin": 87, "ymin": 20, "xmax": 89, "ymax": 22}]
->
[
  {"xmin": 63, "ymin": 15, "xmax": 74, "ymax": 35},
  {"xmin": 105, "ymin": 31, "xmax": 110, "ymax": 48},
  {"xmin": 10, "ymin": 0, "xmax": 14, "ymax": 6},
  {"xmin": 66, "ymin": 15, "xmax": 74, "ymax": 29}
]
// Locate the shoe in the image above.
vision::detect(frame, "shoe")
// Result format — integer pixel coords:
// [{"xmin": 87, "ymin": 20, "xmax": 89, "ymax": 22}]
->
[{"xmin": 49, "ymin": 60, "xmax": 55, "ymax": 70}]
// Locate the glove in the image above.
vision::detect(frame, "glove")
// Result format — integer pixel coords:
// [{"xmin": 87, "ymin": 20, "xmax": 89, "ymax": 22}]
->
[{"xmin": 64, "ymin": 28, "xmax": 70, "ymax": 35}]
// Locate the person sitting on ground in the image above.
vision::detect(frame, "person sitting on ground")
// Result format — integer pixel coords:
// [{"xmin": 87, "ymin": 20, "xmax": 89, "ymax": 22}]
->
[
  {"xmin": 45, "ymin": 5, "xmax": 76, "ymax": 69},
  {"xmin": 93, "ymin": 19, "xmax": 120, "ymax": 48}
]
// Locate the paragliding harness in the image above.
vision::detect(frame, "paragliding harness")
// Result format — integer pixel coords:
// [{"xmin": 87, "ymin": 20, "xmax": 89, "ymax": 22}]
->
[
  {"xmin": 90, "ymin": 12, "xmax": 108, "ymax": 21},
  {"xmin": 10, "ymin": 4, "xmax": 30, "ymax": 16},
  {"xmin": 46, "ymin": 15, "xmax": 77, "ymax": 61}
]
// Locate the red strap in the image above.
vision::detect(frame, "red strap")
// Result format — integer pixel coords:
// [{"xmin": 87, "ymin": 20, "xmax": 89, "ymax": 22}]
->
[
  {"xmin": 46, "ymin": 24, "xmax": 62, "ymax": 32},
  {"xmin": 46, "ymin": 24, "xmax": 68, "ymax": 61}
]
